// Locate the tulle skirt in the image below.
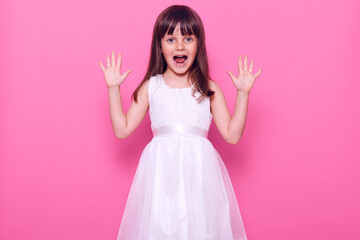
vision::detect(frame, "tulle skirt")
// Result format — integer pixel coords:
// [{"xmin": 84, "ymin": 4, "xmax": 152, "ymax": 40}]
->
[{"xmin": 117, "ymin": 134, "xmax": 247, "ymax": 240}]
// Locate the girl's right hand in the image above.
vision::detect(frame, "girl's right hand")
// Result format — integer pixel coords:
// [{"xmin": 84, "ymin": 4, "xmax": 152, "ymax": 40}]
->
[{"xmin": 99, "ymin": 50, "xmax": 132, "ymax": 88}]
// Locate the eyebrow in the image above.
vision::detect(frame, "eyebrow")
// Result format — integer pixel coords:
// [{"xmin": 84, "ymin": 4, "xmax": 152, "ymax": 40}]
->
[{"xmin": 165, "ymin": 34, "xmax": 193, "ymax": 37}]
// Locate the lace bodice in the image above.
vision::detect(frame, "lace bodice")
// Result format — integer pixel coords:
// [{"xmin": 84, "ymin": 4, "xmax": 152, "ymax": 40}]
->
[{"xmin": 148, "ymin": 74, "xmax": 212, "ymax": 131}]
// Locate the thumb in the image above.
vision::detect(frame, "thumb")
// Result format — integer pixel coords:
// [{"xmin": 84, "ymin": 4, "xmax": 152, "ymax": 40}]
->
[
  {"xmin": 123, "ymin": 69, "xmax": 132, "ymax": 79},
  {"xmin": 227, "ymin": 71, "xmax": 236, "ymax": 81}
]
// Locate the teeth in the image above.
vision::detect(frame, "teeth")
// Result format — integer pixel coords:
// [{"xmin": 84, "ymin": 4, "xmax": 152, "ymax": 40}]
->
[{"xmin": 173, "ymin": 55, "xmax": 187, "ymax": 59}]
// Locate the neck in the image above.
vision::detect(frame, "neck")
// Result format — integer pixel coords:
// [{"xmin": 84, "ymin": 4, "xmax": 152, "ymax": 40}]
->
[{"xmin": 162, "ymin": 70, "xmax": 192, "ymax": 85}]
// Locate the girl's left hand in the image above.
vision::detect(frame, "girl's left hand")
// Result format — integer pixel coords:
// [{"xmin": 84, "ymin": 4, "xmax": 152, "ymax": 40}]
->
[{"xmin": 227, "ymin": 55, "xmax": 262, "ymax": 94}]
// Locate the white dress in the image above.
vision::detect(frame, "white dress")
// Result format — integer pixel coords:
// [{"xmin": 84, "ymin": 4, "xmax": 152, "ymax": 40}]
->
[{"xmin": 117, "ymin": 74, "xmax": 248, "ymax": 240}]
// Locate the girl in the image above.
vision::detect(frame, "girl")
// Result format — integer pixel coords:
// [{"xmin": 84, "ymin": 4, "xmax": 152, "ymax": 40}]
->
[{"xmin": 99, "ymin": 5, "xmax": 262, "ymax": 240}]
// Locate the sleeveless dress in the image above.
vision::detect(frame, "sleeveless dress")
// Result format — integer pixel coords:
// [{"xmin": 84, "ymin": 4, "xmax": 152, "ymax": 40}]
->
[{"xmin": 117, "ymin": 74, "xmax": 248, "ymax": 240}]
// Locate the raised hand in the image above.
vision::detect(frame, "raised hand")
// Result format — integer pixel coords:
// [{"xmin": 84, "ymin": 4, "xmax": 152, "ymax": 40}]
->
[
  {"xmin": 227, "ymin": 55, "xmax": 262, "ymax": 94},
  {"xmin": 99, "ymin": 50, "xmax": 132, "ymax": 88}
]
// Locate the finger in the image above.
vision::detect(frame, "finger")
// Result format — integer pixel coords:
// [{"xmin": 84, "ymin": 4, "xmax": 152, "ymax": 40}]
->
[
  {"xmin": 249, "ymin": 60, "xmax": 254, "ymax": 73},
  {"xmin": 123, "ymin": 69, "xmax": 132, "ymax": 79},
  {"xmin": 116, "ymin": 52, "xmax": 122, "ymax": 69},
  {"xmin": 254, "ymin": 68, "xmax": 262, "ymax": 78},
  {"xmin": 117, "ymin": 53, "xmax": 122, "ymax": 70},
  {"xmin": 244, "ymin": 55, "xmax": 248, "ymax": 71},
  {"xmin": 238, "ymin": 56, "xmax": 244, "ymax": 75},
  {"xmin": 112, "ymin": 50, "xmax": 116, "ymax": 66},
  {"xmin": 107, "ymin": 54, "xmax": 110, "ymax": 68},
  {"xmin": 99, "ymin": 61, "xmax": 106, "ymax": 72}
]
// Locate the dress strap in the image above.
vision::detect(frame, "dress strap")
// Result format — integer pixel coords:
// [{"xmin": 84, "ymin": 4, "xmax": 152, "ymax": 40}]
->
[{"xmin": 152, "ymin": 124, "xmax": 208, "ymax": 138}]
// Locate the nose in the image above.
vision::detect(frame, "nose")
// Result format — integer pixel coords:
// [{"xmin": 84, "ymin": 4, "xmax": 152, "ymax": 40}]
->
[{"xmin": 176, "ymin": 40, "xmax": 184, "ymax": 50}]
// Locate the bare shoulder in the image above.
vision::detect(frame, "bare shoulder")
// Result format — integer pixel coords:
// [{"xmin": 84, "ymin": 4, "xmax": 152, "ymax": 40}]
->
[{"xmin": 208, "ymin": 79, "xmax": 224, "ymax": 96}]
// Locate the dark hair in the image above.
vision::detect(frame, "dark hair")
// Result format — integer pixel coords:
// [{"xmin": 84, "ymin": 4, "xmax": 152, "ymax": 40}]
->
[{"xmin": 132, "ymin": 5, "xmax": 214, "ymax": 103}]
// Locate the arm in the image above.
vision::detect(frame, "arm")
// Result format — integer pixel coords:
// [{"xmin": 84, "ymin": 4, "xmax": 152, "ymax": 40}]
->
[
  {"xmin": 210, "ymin": 54, "xmax": 262, "ymax": 144},
  {"xmin": 107, "ymin": 81, "xmax": 149, "ymax": 139},
  {"xmin": 100, "ymin": 50, "xmax": 149, "ymax": 139},
  {"xmin": 210, "ymin": 82, "xmax": 250, "ymax": 144}
]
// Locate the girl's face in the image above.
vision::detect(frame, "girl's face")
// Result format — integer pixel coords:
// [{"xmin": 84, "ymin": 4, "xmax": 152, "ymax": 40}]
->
[{"xmin": 161, "ymin": 23, "xmax": 198, "ymax": 77}]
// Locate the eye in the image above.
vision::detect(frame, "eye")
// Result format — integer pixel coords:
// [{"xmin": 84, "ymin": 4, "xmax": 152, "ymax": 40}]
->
[
  {"xmin": 167, "ymin": 38, "xmax": 175, "ymax": 43},
  {"xmin": 185, "ymin": 37, "xmax": 193, "ymax": 42}
]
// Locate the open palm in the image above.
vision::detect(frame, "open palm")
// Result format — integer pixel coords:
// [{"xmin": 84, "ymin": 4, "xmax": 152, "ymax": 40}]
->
[
  {"xmin": 99, "ymin": 50, "xmax": 132, "ymax": 88},
  {"xmin": 227, "ymin": 55, "xmax": 262, "ymax": 94}
]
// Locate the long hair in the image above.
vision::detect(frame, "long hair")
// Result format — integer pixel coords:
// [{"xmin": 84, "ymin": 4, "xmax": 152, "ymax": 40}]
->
[{"xmin": 132, "ymin": 5, "xmax": 214, "ymax": 103}]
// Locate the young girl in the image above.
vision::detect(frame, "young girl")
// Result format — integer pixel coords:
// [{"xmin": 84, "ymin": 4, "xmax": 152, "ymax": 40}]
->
[{"xmin": 99, "ymin": 5, "xmax": 262, "ymax": 240}]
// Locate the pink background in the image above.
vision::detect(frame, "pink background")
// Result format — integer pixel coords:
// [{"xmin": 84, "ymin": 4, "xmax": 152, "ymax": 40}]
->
[{"xmin": 1, "ymin": 0, "xmax": 359, "ymax": 239}]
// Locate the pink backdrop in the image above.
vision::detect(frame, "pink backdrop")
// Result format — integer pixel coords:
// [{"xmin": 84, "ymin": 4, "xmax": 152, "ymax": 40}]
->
[{"xmin": 1, "ymin": 0, "xmax": 359, "ymax": 239}]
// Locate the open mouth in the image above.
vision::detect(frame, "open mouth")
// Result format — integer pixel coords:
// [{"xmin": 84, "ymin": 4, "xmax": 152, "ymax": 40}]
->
[{"xmin": 173, "ymin": 55, "xmax": 188, "ymax": 65}]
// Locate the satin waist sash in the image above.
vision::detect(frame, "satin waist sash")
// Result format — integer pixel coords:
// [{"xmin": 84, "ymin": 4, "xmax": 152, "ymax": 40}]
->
[{"xmin": 152, "ymin": 124, "xmax": 208, "ymax": 138}]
